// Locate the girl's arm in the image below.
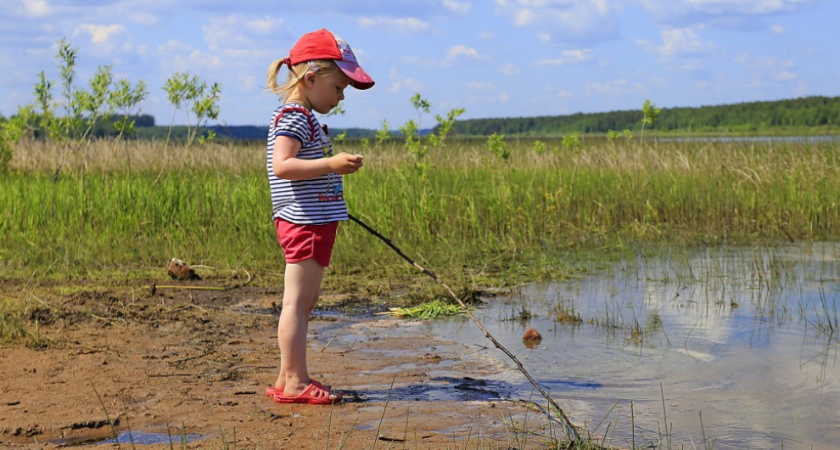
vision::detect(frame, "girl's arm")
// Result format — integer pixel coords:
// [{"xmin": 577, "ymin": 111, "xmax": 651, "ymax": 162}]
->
[{"xmin": 272, "ymin": 136, "xmax": 364, "ymax": 180}]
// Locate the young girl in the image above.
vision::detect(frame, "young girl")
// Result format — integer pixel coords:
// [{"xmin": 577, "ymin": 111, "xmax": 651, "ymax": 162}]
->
[{"xmin": 264, "ymin": 29, "xmax": 374, "ymax": 405}]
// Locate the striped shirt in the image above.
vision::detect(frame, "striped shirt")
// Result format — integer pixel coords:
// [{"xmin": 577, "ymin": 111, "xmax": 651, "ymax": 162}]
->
[{"xmin": 267, "ymin": 103, "xmax": 347, "ymax": 224}]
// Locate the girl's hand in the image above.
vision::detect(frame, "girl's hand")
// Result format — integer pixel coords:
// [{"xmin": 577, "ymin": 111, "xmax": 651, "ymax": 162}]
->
[{"xmin": 329, "ymin": 152, "xmax": 364, "ymax": 175}]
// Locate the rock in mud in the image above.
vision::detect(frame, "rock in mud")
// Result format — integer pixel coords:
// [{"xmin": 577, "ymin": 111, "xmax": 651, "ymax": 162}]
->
[
  {"xmin": 168, "ymin": 258, "xmax": 201, "ymax": 280},
  {"xmin": 522, "ymin": 327, "xmax": 542, "ymax": 342}
]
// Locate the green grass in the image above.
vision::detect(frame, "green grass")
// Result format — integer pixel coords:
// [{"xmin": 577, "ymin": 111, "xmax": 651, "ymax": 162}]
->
[
  {"xmin": 377, "ymin": 299, "xmax": 469, "ymax": 319},
  {"xmin": 1, "ymin": 138, "xmax": 838, "ymax": 287}
]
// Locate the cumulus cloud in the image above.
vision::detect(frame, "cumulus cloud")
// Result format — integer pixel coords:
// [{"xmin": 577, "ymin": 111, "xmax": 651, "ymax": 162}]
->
[
  {"xmin": 535, "ymin": 48, "xmax": 594, "ymax": 66},
  {"xmin": 387, "ymin": 67, "xmax": 425, "ymax": 93},
  {"xmin": 23, "ymin": 0, "xmax": 51, "ymax": 16},
  {"xmin": 444, "ymin": 45, "xmax": 491, "ymax": 65},
  {"xmin": 73, "ymin": 24, "xmax": 127, "ymax": 45},
  {"xmin": 469, "ymin": 90, "xmax": 511, "ymax": 103},
  {"xmin": 203, "ymin": 15, "xmax": 283, "ymax": 52},
  {"xmin": 129, "ymin": 11, "xmax": 159, "ymax": 26},
  {"xmin": 499, "ymin": 63, "xmax": 522, "ymax": 76},
  {"xmin": 735, "ymin": 52, "xmax": 799, "ymax": 86},
  {"xmin": 157, "ymin": 39, "xmax": 222, "ymax": 72},
  {"xmin": 400, "ymin": 55, "xmax": 437, "ymax": 66},
  {"xmin": 636, "ymin": 0, "xmax": 815, "ymax": 28},
  {"xmin": 775, "ymin": 71, "xmax": 797, "ymax": 81},
  {"xmin": 735, "ymin": 52, "xmax": 795, "ymax": 71},
  {"xmin": 466, "ymin": 81, "xmax": 496, "ymax": 90},
  {"xmin": 442, "ymin": 0, "xmax": 472, "ymax": 15},
  {"xmin": 494, "ymin": 0, "xmax": 619, "ymax": 43},
  {"xmin": 585, "ymin": 78, "xmax": 646, "ymax": 95},
  {"xmin": 655, "ymin": 28, "xmax": 717, "ymax": 57},
  {"xmin": 358, "ymin": 16, "xmax": 430, "ymax": 33}
]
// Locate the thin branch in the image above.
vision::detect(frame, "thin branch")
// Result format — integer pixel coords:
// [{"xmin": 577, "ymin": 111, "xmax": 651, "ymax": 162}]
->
[{"xmin": 348, "ymin": 213, "xmax": 581, "ymax": 443}]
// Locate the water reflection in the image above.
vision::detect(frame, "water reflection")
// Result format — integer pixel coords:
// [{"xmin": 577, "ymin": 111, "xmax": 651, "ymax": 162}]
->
[{"xmin": 417, "ymin": 243, "xmax": 840, "ymax": 449}]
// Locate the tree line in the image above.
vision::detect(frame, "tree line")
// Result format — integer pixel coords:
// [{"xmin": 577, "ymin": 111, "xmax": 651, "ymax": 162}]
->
[{"xmin": 448, "ymin": 96, "xmax": 840, "ymax": 136}]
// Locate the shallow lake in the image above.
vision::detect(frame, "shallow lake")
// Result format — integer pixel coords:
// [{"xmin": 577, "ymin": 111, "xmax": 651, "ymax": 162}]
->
[{"xmin": 376, "ymin": 243, "xmax": 840, "ymax": 449}]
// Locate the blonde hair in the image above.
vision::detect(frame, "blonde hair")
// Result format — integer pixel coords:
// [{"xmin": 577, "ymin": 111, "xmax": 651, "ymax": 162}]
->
[{"xmin": 266, "ymin": 59, "xmax": 340, "ymax": 101}]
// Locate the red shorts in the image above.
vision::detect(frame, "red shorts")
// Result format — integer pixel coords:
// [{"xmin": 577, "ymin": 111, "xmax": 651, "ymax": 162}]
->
[{"xmin": 274, "ymin": 218, "xmax": 339, "ymax": 267}]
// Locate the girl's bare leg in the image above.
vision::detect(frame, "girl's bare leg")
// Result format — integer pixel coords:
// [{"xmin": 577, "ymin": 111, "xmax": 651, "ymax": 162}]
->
[{"xmin": 274, "ymin": 258, "xmax": 336, "ymax": 399}]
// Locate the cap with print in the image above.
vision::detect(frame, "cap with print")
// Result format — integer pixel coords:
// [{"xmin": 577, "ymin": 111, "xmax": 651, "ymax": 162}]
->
[{"xmin": 288, "ymin": 28, "xmax": 375, "ymax": 90}]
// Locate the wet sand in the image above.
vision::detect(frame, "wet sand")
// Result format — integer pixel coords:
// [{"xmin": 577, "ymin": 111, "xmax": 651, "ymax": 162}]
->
[{"xmin": 0, "ymin": 283, "xmax": 563, "ymax": 449}]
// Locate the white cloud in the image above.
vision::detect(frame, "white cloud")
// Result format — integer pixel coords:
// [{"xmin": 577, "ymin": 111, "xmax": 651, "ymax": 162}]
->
[
  {"xmin": 387, "ymin": 67, "xmax": 425, "ymax": 93},
  {"xmin": 535, "ymin": 48, "xmax": 594, "ymax": 67},
  {"xmin": 442, "ymin": 0, "xmax": 472, "ymax": 15},
  {"xmin": 158, "ymin": 39, "xmax": 193, "ymax": 55},
  {"xmin": 563, "ymin": 49, "xmax": 594, "ymax": 62},
  {"xmin": 639, "ymin": 28, "xmax": 717, "ymax": 58},
  {"xmin": 637, "ymin": 0, "xmax": 814, "ymax": 28},
  {"xmin": 683, "ymin": 0, "xmax": 810, "ymax": 15},
  {"xmin": 444, "ymin": 45, "xmax": 491, "ymax": 65},
  {"xmin": 73, "ymin": 24, "xmax": 127, "ymax": 45},
  {"xmin": 675, "ymin": 58, "xmax": 707, "ymax": 71},
  {"xmin": 470, "ymin": 90, "xmax": 511, "ymax": 103},
  {"xmin": 795, "ymin": 81, "xmax": 808, "ymax": 97},
  {"xmin": 735, "ymin": 53, "xmax": 795, "ymax": 70},
  {"xmin": 479, "ymin": 31, "xmax": 494, "ymax": 39},
  {"xmin": 657, "ymin": 28, "xmax": 717, "ymax": 57},
  {"xmin": 774, "ymin": 71, "xmax": 797, "ymax": 81},
  {"xmin": 466, "ymin": 81, "xmax": 495, "ymax": 90},
  {"xmin": 246, "ymin": 16, "xmax": 280, "ymax": 33},
  {"xmin": 585, "ymin": 78, "xmax": 646, "ymax": 95},
  {"xmin": 156, "ymin": 40, "xmax": 222, "ymax": 72},
  {"xmin": 130, "ymin": 11, "xmax": 158, "ymax": 26},
  {"xmin": 23, "ymin": 0, "xmax": 50, "ymax": 16},
  {"xmin": 358, "ymin": 16, "xmax": 430, "ymax": 33},
  {"xmin": 770, "ymin": 24, "xmax": 786, "ymax": 34},
  {"xmin": 203, "ymin": 15, "xmax": 282, "ymax": 52},
  {"xmin": 401, "ymin": 55, "xmax": 438, "ymax": 67},
  {"xmin": 536, "ymin": 57, "xmax": 565, "ymax": 67},
  {"xmin": 494, "ymin": 0, "xmax": 619, "ymax": 43},
  {"xmin": 499, "ymin": 63, "xmax": 522, "ymax": 76}
]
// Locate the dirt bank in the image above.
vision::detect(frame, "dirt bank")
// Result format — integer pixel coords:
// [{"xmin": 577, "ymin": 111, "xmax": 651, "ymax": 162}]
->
[{"xmin": 0, "ymin": 281, "xmax": 564, "ymax": 449}]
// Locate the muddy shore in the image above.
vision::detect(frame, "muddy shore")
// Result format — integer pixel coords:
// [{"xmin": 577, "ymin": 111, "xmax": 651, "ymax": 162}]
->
[{"xmin": 0, "ymin": 282, "xmax": 564, "ymax": 449}]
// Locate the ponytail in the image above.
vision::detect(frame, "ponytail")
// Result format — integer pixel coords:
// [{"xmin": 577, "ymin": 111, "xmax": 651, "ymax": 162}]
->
[{"xmin": 266, "ymin": 59, "xmax": 341, "ymax": 100}]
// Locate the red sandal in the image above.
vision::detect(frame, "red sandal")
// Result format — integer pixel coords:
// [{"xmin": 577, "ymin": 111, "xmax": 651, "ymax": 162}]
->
[
  {"xmin": 274, "ymin": 380, "xmax": 341, "ymax": 405},
  {"xmin": 266, "ymin": 383, "xmax": 331, "ymax": 400},
  {"xmin": 265, "ymin": 386, "xmax": 284, "ymax": 398}
]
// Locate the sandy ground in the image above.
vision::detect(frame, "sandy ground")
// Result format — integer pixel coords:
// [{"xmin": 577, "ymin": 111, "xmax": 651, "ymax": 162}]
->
[{"xmin": 0, "ymin": 281, "xmax": 567, "ymax": 449}]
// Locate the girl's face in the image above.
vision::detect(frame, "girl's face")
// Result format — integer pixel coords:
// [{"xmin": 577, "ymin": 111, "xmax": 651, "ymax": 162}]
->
[{"xmin": 304, "ymin": 70, "xmax": 351, "ymax": 115}]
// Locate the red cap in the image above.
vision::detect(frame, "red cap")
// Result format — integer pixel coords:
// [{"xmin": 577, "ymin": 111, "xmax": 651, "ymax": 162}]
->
[{"xmin": 288, "ymin": 29, "xmax": 375, "ymax": 90}]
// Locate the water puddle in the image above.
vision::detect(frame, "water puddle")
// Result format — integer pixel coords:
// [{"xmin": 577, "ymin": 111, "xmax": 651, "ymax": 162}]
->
[
  {"xmin": 375, "ymin": 243, "xmax": 840, "ymax": 449},
  {"xmin": 342, "ymin": 376, "xmax": 516, "ymax": 403},
  {"xmin": 98, "ymin": 431, "xmax": 205, "ymax": 445},
  {"xmin": 55, "ymin": 430, "xmax": 205, "ymax": 446}
]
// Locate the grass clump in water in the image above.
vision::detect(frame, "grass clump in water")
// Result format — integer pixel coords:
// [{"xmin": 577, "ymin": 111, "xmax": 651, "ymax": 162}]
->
[{"xmin": 377, "ymin": 299, "xmax": 468, "ymax": 319}]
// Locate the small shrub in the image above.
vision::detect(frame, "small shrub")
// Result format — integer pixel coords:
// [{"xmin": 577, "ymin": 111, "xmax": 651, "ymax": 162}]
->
[
  {"xmin": 487, "ymin": 132, "xmax": 510, "ymax": 160},
  {"xmin": 533, "ymin": 140, "xmax": 548, "ymax": 155},
  {"xmin": 561, "ymin": 132, "xmax": 581, "ymax": 152}
]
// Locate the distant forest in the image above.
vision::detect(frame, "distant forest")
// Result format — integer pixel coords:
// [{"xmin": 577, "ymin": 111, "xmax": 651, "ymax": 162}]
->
[
  {"xmin": 18, "ymin": 95, "xmax": 838, "ymax": 141},
  {"xmin": 450, "ymin": 96, "xmax": 840, "ymax": 136}
]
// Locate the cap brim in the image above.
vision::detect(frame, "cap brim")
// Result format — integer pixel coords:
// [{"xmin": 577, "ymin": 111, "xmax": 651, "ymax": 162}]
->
[{"xmin": 335, "ymin": 60, "xmax": 375, "ymax": 90}]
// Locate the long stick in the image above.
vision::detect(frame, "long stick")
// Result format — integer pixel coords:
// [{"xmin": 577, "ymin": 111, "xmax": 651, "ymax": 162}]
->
[{"xmin": 348, "ymin": 213, "xmax": 580, "ymax": 442}]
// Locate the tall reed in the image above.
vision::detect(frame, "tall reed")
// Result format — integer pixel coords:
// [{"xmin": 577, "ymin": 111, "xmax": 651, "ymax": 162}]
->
[{"xmin": 2, "ymin": 138, "xmax": 838, "ymax": 280}]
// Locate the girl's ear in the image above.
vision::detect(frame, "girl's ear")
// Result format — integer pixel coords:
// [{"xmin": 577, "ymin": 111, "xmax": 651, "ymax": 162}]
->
[{"xmin": 302, "ymin": 71, "xmax": 317, "ymax": 88}]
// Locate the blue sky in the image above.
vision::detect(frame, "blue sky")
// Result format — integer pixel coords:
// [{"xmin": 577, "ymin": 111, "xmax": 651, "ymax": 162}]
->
[{"xmin": 2, "ymin": 0, "xmax": 838, "ymax": 129}]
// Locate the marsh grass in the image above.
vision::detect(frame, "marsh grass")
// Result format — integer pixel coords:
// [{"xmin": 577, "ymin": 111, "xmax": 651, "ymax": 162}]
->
[
  {"xmin": 2, "ymin": 137, "xmax": 839, "ymax": 345},
  {"xmin": 4, "ymin": 138, "xmax": 839, "ymax": 277},
  {"xmin": 377, "ymin": 299, "xmax": 467, "ymax": 319}
]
